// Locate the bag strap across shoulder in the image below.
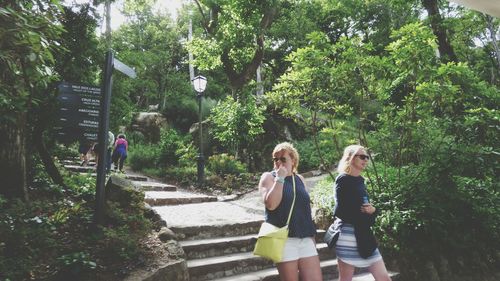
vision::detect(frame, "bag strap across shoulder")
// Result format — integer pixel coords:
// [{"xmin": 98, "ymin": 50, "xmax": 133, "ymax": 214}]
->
[{"xmin": 285, "ymin": 175, "xmax": 297, "ymax": 226}]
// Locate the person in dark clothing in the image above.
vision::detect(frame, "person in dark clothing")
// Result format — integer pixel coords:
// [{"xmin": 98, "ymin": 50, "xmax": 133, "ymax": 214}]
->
[
  {"xmin": 258, "ymin": 142, "xmax": 322, "ymax": 281},
  {"xmin": 112, "ymin": 134, "xmax": 128, "ymax": 172},
  {"xmin": 91, "ymin": 142, "xmax": 99, "ymax": 167},
  {"xmin": 333, "ymin": 145, "xmax": 391, "ymax": 281},
  {"xmin": 78, "ymin": 139, "xmax": 92, "ymax": 166}
]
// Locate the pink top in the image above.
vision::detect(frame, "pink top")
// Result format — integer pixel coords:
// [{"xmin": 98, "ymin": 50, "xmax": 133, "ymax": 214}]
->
[{"xmin": 115, "ymin": 138, "xmax": 128, "ymax": 150}]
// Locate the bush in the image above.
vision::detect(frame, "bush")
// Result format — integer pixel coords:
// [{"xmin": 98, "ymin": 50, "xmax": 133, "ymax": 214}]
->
[
  {"xmin": 293, "ymin": 134, "xmax": 339, "ymax": 172},
  {"xmin": 164, "ymin": 166, "xmax": 198, "ymax": 186},
  {"xmin": 205, "ymin": 173, "xmax": 259, "ymax": 195},
  {"xmin": 370, "ymin": 161, "xmax": 500, "ymax": 281},
  {"xmin": 128, "ymin": 144, "xmax": 161, "ymax": 171},
  {"xmin": 309, "ymin": 176, "xmax": 336, "ymax": 218},
  {"xmin": 0, "ymin": 169, "xmax": 153, "ymax": 280},
  {"xmin": 207, "ymin": 153, "xmax": 247, "ymax": 176},
  {"xmin": 158, "ymin": 128, "xmax": 184, "ymax": 166},
  {"xmin": 128, "ymin": 129, "xmax": 191, "ymax": 174}
]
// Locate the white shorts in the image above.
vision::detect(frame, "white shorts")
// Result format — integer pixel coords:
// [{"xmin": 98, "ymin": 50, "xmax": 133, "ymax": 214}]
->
[{"xmin": 280, "ymin": 237, "xmax": 318, "ymax": 263}]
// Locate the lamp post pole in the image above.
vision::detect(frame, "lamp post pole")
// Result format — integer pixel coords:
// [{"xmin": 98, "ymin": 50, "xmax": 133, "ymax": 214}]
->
[
  {"xmin": 197, "ymin": 92, "xmax": 204, "ymax": 187},
  {"xmin": 192, "ymin": 76, "xmax": 207, "ymax": 187}
]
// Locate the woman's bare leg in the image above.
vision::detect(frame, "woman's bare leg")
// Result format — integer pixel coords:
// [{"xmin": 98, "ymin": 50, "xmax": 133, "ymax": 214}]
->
[
  {"xmin": 338, "ymin": 259, "xmax": 355, "ymax": 281},
  {"xmin": 277, "ymin": 260, "xmax": 299, "ymax": 281},
  {"xmin": 368, "ymin": 259, "xmax": 392, "ymax": 281},
  {"xmin": 298, "ymin": 255, "xmax": 322, "ymax": 281}
]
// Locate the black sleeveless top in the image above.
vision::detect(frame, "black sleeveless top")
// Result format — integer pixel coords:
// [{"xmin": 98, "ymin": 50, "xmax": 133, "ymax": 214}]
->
[{"xmin": 265, "ymin": 174, "xmax": 317, "ymax": 238}]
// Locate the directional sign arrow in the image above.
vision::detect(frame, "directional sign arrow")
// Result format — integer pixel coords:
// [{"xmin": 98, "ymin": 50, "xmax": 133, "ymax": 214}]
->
[{"xmin": 113, "ymin": 58, "xmax": 137, "ymax": 78}]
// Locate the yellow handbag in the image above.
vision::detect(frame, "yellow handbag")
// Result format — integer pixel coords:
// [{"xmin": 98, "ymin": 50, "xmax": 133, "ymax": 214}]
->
[{"xmin": 253, "ymin": 175, "xmax": 296, "ymax": 263}]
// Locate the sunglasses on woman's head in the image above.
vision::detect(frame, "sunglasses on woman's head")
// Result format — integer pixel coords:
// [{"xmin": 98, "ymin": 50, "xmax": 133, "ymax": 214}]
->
[
  {"xmin": 272, "ymin": 157, "xmax": 287, "ymax": 163},
  {"xmin": 355, "ymin": 154, "xmax": 370, "ymax": 160}
]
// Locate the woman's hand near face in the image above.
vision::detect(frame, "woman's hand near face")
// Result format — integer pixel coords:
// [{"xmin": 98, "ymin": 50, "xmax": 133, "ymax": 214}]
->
[
  {"xmin": 275, "ymin": 166, "xmax": 288, "ymax": 178},
  {"xmin": 360, "ymin": 203, "xmax": 376, "ymax": 215}
]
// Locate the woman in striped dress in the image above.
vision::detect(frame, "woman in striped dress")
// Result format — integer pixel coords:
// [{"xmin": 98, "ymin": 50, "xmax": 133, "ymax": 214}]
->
[
  {"xmin": 333, "ymin": 145, "xmax": 392, "ymax": 281},
  {"xmin": 258, "ymin": 142, "xmax": 322, "ymax": 281}
]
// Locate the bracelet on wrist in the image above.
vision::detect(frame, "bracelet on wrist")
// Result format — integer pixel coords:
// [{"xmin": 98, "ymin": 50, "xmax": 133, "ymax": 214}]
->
[{"xmin": 274, "ymin": 176, "xmax": 285, "ymax": 184}]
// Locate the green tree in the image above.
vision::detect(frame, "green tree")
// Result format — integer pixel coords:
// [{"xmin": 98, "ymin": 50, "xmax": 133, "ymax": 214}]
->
[
  {"xmin": 0, "ymin": 1, "xmax": 63, "ymax": 200},
  {"xmin": 110, "ymin": 0, "xmax": 189, "ymax": 130},
  {"xmin": 209, "ymin": 95, "xmax": 265, "ymax": 156},
  {"xmin": 188, "ymin": 0, "xmax": 279, "ymax": 97}
]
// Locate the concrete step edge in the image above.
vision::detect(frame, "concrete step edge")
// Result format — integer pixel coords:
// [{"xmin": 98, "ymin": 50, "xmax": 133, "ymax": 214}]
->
[
  {"xmin": 170, "ymin": 220, "xmax": 264, "ymax": 240},
  {"xmin": 78, "ymin": 172, "xmax": 149, "ymax": 181},
  {"xmin": 199, "ymin": 258, "xmax": 339, "ymax": 281},
  {"xmin": 331, "ymin": 271, "xmax": 400, "ymax": 281},
  {"xmin": 145, "ymin": 196, "xmax": 217, "ymax": 206},
  {"xmin": 180, "ymin": 234, "xmax": 257, "ymax": 248}
]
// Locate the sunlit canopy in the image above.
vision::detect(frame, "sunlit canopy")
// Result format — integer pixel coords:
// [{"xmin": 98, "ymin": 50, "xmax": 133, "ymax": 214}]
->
[{"xmin": 449, "ymin": 0, "xmax": 500, "ymax": 17}]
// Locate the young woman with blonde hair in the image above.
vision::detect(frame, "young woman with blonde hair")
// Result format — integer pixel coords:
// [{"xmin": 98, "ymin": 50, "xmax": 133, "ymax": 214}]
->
[
  {"xmin": 258, "ymin": 142, "xmax": 322, "ymax": 281},
  {"xmin": 333, "ymin": 144, "xmax": 392, "ymax": 281}
]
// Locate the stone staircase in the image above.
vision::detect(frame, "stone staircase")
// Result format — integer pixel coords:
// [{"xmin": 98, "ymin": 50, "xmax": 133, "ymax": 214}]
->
[
  {"xmin": 149, "ymin": 188, "xmax": 400, "ymax": 280},
  {"xmin": 62, "ymin": 159, "xmax": 399, "ymax": 280},
  {"xmin": 62, "ymin": 158, "xmax": 178, "ymax": 192}
]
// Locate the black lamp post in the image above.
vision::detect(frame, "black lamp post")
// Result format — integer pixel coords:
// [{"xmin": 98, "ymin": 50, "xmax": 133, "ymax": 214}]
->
[{"xmin": 192, "ymin": 75, "xmax": 207, "ymax": 187}]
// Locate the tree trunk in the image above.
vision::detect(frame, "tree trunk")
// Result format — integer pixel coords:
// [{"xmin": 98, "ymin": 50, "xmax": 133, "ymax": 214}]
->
[
  {"xmin": 311, "ymin": 111, "xmax": 335, "ymax": 180},
  {"xmin": 33, "ymin": 122, "xmax": 66, "ymax": 188},
  {"xmin": 199, "ymin": 1, "xmax": 277, "ymax": 94},
  {"xmin": 422, "ymin": 0, "xmax": 458, "ymax": 63},
  {"xmin": 485, "ymin": 14, "xmax": 500, "ymax": 80},
  {"xmin": 0, "ymin": 114, "xmax": 28, "ymax": 201}
]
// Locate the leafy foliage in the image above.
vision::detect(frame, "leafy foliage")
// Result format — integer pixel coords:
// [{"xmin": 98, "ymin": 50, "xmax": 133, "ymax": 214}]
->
[
  {"xmin": 0, "ymin": 171, "xmax": 152, "ymax": 280},
  {"xmin": 207, "ymin": 153, "xmax": 247, "ymax": 176},
  {"xmin": 128, "ymin": 128, "xmax": 190, "ymax": 173},
  {"xmin": 210, "ymin": 95, "xmax": 265, "ymax": 155}
]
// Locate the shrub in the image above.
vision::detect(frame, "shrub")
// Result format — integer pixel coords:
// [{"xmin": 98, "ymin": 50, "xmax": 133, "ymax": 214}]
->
[
  {"xmin": 293, "ymin": 133, "xmax": 339, "ymax": 172},
  {"xmin": 309, "ymin": 176, "xmax": 336, "ymax": 218},
  {"xmin": 0, "ymin": 168, "xmax": 154, "ymax": 280},
  {"xmin": 164, "ymin": 166, "xmax": 198, "ymax": 186},
  {"xmin": 158, "ymin": 128, "xmax": 184, "ymax": 166},
  {"xmin": 205, "ymin": 172, "xmax": 259, "ymax": 195},
  {"xmin": 207, "ymin": 153, "xmax": 247, "ymax": 176},
  {"xmin": 128, "ymin": 144, "xmax": 161, "ymax": 171}
]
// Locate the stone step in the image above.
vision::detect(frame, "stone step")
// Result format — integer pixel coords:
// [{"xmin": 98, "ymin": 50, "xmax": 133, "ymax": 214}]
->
[
  {"xmin": 122, "ymin": 174, "xmax": 149, "ymax": 181},
  {"xmin": 65, "ymin": 164, "xmax": 96, "ymax": 173},
  {"xmin": 78, "ymin": 172, "xmax": 149, "ymax": 182},
  {"xmin": 211, "ymin": 259, "xmax": 393, "ymax": 281},
  {"xmin": 316, "ymin": 229, "xmax": 326, "ymax": 242},
  {"xmin": 181, "ymin": 233, "xmax": 335, "ymax": 261},
  {"xmin": 331, "ymin": 271, "xmax": 400, "ymax": 281},
  {"xmin": 189, "ymin": 255, "xmax": 345, "ymax": 281},
  {"xmin": 185, "ymin": 240, "xmax": 336, "ymax": 281},
  {"xmin": 213, "ymin": 259, "xmax": 338, "ymax": 281},
  {"xmin": 169, "ymin": 220, "xmax": 264, "ymax": 241},
  {"xmin": 145, "ymin": 191, "xmax": 217, "ymax": 206},
  {"xmin": 134, "ymin": 181, "xmax": 177, "ymax": 191},
  {"xmin": 61, "ymin": 159, "xmax": 96, "ymax": 166},
  {"xmin": 180, "ymin": 234, "xmax": 258, "ymax": 260},
  {"xmin": 187, "ymin": 251, "xmax": 273, "ymax": 281}
]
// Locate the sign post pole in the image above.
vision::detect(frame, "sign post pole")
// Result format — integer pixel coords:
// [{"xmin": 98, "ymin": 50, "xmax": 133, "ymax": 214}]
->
[{"xmin": 95, "ymin": 51, "xmax": 114, "ymax": 225}]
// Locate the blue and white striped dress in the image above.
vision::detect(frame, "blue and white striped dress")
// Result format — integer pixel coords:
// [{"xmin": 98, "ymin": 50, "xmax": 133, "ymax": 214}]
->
[{"xmin": 335, "ymin": 223, "xmax": 382, "ymax": 267}]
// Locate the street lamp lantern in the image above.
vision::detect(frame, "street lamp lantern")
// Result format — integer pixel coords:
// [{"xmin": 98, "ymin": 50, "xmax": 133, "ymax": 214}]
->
[
  {"xmin": 192, "ymin": 75, "xmax": 207, "ymax": 93},
  {"xmin": 192, "ymin": 75, "xmax": 207, "ymax": 187}
]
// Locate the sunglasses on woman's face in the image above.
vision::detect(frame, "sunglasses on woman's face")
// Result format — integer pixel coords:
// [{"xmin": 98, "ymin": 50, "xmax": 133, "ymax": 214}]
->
[
  {"xmin": 355, "ymin": 154, "xmax": 370, "ymax": 160},
  {"xmin": 272, "ymin": 157, "xmax": 287, "ymax": 163}
]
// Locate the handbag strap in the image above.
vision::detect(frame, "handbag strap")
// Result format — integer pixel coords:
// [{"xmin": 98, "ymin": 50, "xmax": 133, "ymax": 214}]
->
[{"xmin": 285, "ymin": 174, "xmax": 297, "ymax": 226}]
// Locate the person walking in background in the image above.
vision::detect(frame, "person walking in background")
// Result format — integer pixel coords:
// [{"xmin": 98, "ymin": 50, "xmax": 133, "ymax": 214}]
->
[
  {"xmin": 112, "ymin": 134, "xmax": 128, "ymax": 173},
  {"xmin": 106, "ymin": 131, "xmax": 114, "ymax": 173},
  {"xmin": 332, "ymin": 144, "xmax": 391, "ymax": 281},
  {"xmin": 258, "ymin": 142, "xmax": 322, "ymax": 281},
  {"xmin": 91, "ymin": 141, "xmax": 99, "ymax": 167},
  {"xmin": 78, "ymin": 138, "xmax": 92, "ymax": 166}
]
